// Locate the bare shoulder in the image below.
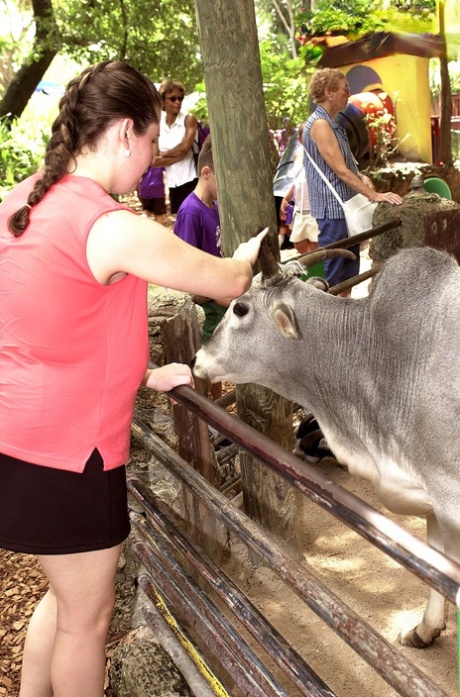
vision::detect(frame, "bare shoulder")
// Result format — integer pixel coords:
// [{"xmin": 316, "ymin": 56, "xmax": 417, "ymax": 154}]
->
[
  {"xmin": 87, "ymin": 209, "xmax": 165, "ymax": 284},
  {"xmin": 89, "ymin": 208, "xmax": 145, "ymax": 247},
  {"xmin": 185, "ymin": 112, "xmax": 198, "ymax": 127},
  {"xmin": 310, "ymin": 117, "xmax": 333, "ymax": 141}
]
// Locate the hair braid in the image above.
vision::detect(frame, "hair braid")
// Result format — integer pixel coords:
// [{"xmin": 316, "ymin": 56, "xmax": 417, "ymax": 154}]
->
[{"xmin": 8, "ymin": 61, "xmax": 160, "ymax": 237}]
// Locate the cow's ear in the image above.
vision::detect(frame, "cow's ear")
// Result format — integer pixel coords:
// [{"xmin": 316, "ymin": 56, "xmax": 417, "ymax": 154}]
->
[
  {"xmin": 306, "ymin": 276, "xmax": 329, "ymax": 292},
  {"xmin": 271, "ymin": 302, "xmax": 301, "ymax": 340}
]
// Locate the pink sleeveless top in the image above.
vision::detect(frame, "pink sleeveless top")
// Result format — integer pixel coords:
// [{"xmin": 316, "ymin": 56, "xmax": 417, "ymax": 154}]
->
[{"xmin": 0, "ymin": 174, "xmax": 149, "ymax": 472}]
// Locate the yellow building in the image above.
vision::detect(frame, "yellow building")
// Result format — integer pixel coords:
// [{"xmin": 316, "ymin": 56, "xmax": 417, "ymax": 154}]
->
[{"xmin": 318, "ymin": 32, "xmax": 445, "ymax": 163}]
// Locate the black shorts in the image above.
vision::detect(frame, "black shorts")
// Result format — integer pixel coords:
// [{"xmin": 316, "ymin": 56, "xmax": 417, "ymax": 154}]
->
[
  {"xmin": 169, "ymin": 178, "xmax": 198, "ymax": 214},
  {"xmin": 139, "ymin": 196, "xmax": 166, "ymax": 215},
  {"xmin": 0, "ymin": 449, "xmax": 130, "ymax": 555}
]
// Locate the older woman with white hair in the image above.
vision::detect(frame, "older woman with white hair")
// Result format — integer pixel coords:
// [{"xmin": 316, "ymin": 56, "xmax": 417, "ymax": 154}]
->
[{"xmin": 303, "ymin": 68, "xmax": 402, "ymax": 290}]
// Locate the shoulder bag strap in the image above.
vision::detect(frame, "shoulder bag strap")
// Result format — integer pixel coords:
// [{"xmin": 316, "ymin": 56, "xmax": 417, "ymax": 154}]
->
[{"xmin": 303, "ymin": 147, "xmax": 345, "ymax": 208}]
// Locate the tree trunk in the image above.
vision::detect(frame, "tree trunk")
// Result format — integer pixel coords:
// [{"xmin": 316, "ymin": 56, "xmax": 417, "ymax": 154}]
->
[
  {"xmin": 194, "ymin": 0, "xmax": 304, "ymax": 557},
  {"xmin": 438, "ymin": 2, "xmax": 453, "ymax": 167},
  {"xmin": 0, "ymin": 0, "xmax": 58, "ymax": 123},
  {"xmin": 439, "ymin": 55, "xmax": 453, "ymax": 167}
]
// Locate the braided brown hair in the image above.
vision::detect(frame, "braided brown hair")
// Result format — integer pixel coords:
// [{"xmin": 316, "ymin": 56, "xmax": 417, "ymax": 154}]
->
[{"xmin": 8, "ymin": 61, "xmax": 160, "ymax": 236}]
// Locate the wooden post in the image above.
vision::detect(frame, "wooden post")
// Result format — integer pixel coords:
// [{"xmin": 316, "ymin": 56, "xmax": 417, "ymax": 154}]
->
[
  {"xmin": 438, "ymin": 0, "xmax": 453, "ymax": 166},
  {"xmin": 194, "ymin": 0, "xmax": 304, "ymax": 557},
  {"xmin": 148, "ymin": 287, "xmax": 230, "ymax": 561}
]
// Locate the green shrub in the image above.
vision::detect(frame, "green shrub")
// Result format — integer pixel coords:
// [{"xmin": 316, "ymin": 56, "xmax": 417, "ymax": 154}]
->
[{"xmin": 0, "ymin": 117, "xmax": 48, "ymax": 202}]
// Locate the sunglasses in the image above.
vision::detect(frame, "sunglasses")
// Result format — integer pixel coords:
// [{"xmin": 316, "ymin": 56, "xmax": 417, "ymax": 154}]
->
[{"xmin": 166, "ymin": 95, "xmax": 184, "ymax": 103}]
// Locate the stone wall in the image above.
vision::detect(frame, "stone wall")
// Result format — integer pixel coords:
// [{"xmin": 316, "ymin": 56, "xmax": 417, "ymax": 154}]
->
[{"xmin": 369, "ymin": 192, "xmax": 460, "ymax": 266}]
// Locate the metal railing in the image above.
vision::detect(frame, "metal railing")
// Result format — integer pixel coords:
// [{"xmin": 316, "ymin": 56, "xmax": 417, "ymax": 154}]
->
[
  {"xmin": 129, "ymin": 386, "xmax": 460, "ymax": 696},
  {"xmin": 127, "ymin": 217, "xmax": 460, "ymax": 696}
]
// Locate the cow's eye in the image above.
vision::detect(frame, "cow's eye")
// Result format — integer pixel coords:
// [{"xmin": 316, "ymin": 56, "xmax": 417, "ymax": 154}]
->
[{"xmin": 233, "ymin": 302, "xmax": 248, "ymax": 317}]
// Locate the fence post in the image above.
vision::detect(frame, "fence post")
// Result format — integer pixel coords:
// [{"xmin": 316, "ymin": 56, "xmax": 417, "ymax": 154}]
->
[{"xmin": 147, "ymin": 286, "xmax": 231, "ymax": 562}]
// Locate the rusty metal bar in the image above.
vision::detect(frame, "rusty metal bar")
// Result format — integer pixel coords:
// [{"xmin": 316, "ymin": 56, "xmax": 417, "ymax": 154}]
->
[
  {"xmin": 329, "ymin": 267, "xmax": 379, "ymax": 296},
  {"xmin": 130, "ymin": 496, "xmax": 338, "ymax": 697},
  {"xmin": 296, "ymin": 218, "xmax": 403, "ymax": 259},
  {"xmin": 139, "ymin": 575, "xmax": 235, "ymax": 697},
  {"xmin": 148, "ymin": 388, "xmax": 460, "ymax": 606},
  {"xmin": 281, "ymin": 219, "xmax": 399, "ymax": 295},
  {"xmin": 132, "ymin": 532, "xmax": 289, "ymax": 697},
  {"xmin": 214, "ymin": 388, "xmax": 236, "ymax": 410},
  {"xmin": 140, "ymin": 598, "xmax": 231, "ymax": 697},
  {"xmin": 130, "ymin": 420, "xmax": 450, "ymax": 697}
]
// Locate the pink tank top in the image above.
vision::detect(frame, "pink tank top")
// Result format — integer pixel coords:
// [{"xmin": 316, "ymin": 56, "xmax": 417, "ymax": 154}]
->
[{"xmin": 0, "ymin": 174, "xmax": 149, "ymax": 472}]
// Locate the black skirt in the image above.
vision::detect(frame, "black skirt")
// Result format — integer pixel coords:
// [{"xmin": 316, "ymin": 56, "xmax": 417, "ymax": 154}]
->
[{"xmin": 0, "ymin": 449, "xmax": 130, "ymax": 555}]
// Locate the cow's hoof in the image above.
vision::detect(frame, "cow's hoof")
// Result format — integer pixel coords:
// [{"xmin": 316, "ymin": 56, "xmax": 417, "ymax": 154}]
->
[{"xmin": 398, "ymin": 625, "xmax": 443, "ymax": 648}]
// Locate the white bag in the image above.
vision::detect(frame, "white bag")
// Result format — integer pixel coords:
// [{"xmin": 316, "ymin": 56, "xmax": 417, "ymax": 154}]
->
[
  {"xmin": 342, "ymin": 194, "xmax": 377, "ymax": 235},
  {"xmin": 304, "ymin": 148, "xmax": 377, "ymax": 237}
]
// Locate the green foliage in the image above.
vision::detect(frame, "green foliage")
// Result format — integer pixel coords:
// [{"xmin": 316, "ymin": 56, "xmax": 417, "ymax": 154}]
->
[
  {"xmin": 450, "ymin": 61, "xmax": 460, "ymax": 93},
  {"xmin": 187, "ymin": 82, "xmax": 208, "ymax": 121},
  {"xmin": 374, "ymin": 3, "xmax": 437, "ymax": 34},
  {"xmin": 297, "ymin": 0, "xmax": 384, "ymax": 39},
  {"xmin": 391, "ymin": 0, "xmax": 436, "ymax": 14},
  {"xmin": 430, "ymin": 58, "xmax": 460, "ymax": 95},
  {"xmin": 53, "ymin": 0, "xmax": 202, "ymax": 90},
  {"xmin": 188, "ymin": 41, "xmax": 312, "ymax": 130},
  {"xmin": 1, "ymin": 0, "xmax": 203, "ymax": 94},
  {"xmin": 259, "ymin": 40, "xmax": 311, "ymax": 127},
  {"xmin": 296, "ymin": 0, "xmax": 437, "ymax": 60},
  {"xmin": 0, "ymin": 115, "xmax": 47, "ymax": 201}
]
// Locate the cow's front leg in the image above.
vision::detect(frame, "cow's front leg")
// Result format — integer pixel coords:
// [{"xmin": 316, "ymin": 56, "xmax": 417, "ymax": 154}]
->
[
  {"xmin": 398, "ymin": 513, "xmax": 447, "ymax": 648},
  {"xmin": 398, "ymin": 588, "xmax": 446, "ymax": 647}
]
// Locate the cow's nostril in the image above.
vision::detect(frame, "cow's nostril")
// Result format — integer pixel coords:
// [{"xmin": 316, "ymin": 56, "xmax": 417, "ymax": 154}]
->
[{"xmin": 190, "ymin": 356, "xmax": 196, "ymax": 369}]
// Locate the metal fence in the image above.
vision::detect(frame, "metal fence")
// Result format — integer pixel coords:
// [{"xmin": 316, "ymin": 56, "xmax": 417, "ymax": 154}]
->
[
  {"xmin": 127, "ymin": 220, "xmax": 460, "ymax": 696},
  {"xmin": 129, "ymin": 390, "xmax": 460, "ymax": 697}
]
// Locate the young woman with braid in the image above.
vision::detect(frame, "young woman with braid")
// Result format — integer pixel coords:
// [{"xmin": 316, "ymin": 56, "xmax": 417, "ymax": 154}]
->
[{"xmin": 0, "ymin": 60, "xmax": 266, "ymax": 697}]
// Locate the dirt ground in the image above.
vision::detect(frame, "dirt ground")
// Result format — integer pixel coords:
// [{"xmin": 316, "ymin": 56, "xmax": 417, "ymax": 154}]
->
[
  {"xmin": 225, "ymin": 461, "xmax": 458, "ymax": 697},
  {"xmin": 0, "ymin": 548, "xmax": 126, "ymax": 696}
]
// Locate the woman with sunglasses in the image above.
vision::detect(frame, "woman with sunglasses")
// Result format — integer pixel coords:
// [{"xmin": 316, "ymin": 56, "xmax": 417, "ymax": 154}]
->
[{"xmin": 154, "ymin": 80, "xmax": 198, "ymax": 214}]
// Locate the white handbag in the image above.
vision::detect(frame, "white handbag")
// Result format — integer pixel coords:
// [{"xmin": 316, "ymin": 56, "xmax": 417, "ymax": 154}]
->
[
  {"xmin": 342, "ymin": 193, "xmax": 378, "ymax": 235},
  {"xmin": 304, "ymin": 149, "xmax": 377, "ymax": 236}
]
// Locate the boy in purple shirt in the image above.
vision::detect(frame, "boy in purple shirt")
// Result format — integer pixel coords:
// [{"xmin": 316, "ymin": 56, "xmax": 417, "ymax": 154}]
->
[
  {"xmin": 174, "ymin": 135, "xmax": 226, "ymax": 400},
  {"xmin": 174, "ymin": 135, "xmax": 226, "ymax": 343}
]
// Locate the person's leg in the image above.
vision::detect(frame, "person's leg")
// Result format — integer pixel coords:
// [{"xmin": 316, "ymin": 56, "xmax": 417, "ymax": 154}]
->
[
  {"xmin": 294, "ymin": 239, "xmax": 318, "ymax": 255},
  {"xmin": 18, "ymin": 588, "xmax": 56, "ymax": 697},
  {"xmin": 19, "ymin": 544, "xmax": 121, "ymax": 697},
  {"xmin": 317, "ymin": 218, "xmax": 360, "ymax": 287},
  {"xmin": 274, "ymin": 195, "xmax": 290, "ymax": 248},
  {"xmin": 138, "ymin": 196, "xmax": 155, "ymax": 218},
  {"xmin": 151, "ymin": 197, "xmax": 167, "ymax": 226}
]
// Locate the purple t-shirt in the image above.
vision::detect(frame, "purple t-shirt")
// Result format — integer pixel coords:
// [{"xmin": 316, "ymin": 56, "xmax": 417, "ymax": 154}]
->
[
  {"xmin": 138, "ymin": 166, "xmax": 165, "ymax": 199},
  {"xmin": 174, "ymin": 192, "xmax": 222, "ymax": 257}
]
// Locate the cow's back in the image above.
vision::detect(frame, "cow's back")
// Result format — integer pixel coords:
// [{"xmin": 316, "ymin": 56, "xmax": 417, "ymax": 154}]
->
[{"xmin": 340, "ymin": 247, "xmax": 460, "ymax": 511}]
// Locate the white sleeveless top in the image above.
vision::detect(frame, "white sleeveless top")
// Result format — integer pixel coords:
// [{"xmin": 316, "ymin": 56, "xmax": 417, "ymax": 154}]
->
[{"xmin": 159, "ymin": 111, "xmax": 197, "ymax": 188}]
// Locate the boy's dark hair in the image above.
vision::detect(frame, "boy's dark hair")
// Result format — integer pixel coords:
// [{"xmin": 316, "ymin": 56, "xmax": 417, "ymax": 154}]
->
[{"xmin": 197, "ymin": 134, "xmax": 213, "ymax": 173}]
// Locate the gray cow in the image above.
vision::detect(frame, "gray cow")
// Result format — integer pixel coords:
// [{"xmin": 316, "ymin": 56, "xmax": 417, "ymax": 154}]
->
[{"xmin": 193, "ymin": 240, "xmax": 460, "ymax": 647}]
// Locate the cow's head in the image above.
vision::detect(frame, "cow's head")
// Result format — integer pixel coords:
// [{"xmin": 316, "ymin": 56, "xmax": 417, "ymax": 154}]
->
[{"xmin": 192, "ymin": 236, "xmax": 354, "ymax": 387}]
